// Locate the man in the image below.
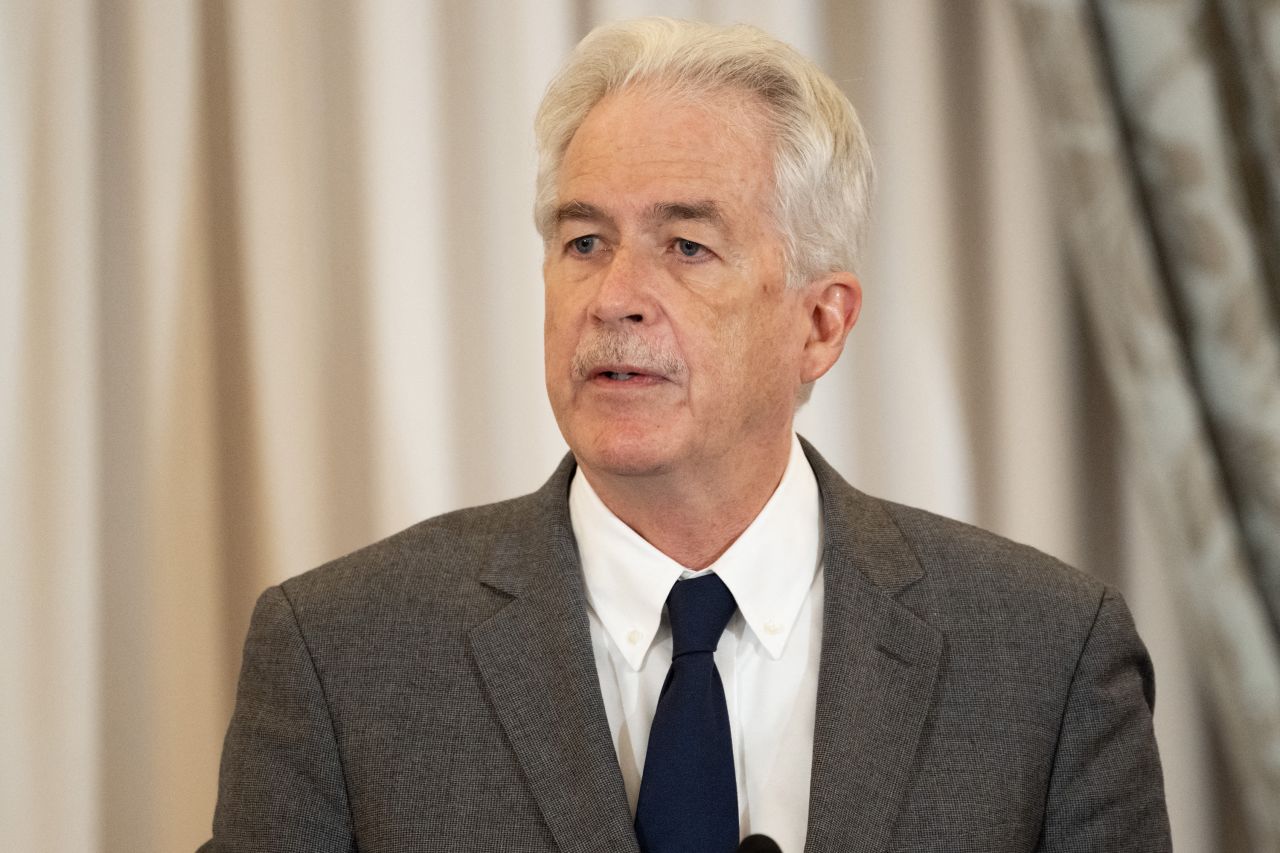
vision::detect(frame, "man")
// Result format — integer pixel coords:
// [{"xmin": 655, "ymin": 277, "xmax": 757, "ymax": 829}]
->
[{"xmin": 202, "ymin": 18, "xmax": 1170, "ymax": 853}]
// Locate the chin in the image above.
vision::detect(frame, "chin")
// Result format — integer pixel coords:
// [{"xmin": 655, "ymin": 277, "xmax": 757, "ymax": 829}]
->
[
  {"xmin": 580, "ymin": 447, "xmax": 670, "ymax": 478},
  {"xmin": 566, "ymin": 420, "xmax": 681, "ymax": 479}
]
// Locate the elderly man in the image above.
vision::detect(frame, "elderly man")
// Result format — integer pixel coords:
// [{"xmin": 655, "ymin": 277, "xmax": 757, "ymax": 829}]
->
[{"xmin": 202, "ymin": 18, "xmax": 1170, "ymax": 853}]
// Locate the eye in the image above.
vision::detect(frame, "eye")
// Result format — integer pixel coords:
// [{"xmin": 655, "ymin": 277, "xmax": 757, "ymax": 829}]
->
[
  {"xmin": 568, "ymin": 235, "xmax": 598, "ymax": 255},
  {"xmin": 675, "ymin": 238, "xmax": 706, "ymax": 258}
]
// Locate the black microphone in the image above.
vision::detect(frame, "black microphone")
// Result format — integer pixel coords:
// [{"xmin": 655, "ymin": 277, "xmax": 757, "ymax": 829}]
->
[{"xmin": 737, "ymin": 835, "xmax": 783, "ymax": 853}]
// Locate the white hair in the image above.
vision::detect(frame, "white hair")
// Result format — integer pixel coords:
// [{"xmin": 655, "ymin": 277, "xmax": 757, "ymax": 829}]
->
[{"xmin": 533, "ymin": 17, "xmax": 875, "ymax": 287}]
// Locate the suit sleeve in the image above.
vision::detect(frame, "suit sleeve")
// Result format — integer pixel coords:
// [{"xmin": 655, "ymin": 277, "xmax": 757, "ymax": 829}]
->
[
  {"xmin": 199, "ymin": 586, "xmax": 357, "ymax": 853},
  {"xmin": 1037, "ymin": 589, "xmax": 1172, "ymax": 852}
]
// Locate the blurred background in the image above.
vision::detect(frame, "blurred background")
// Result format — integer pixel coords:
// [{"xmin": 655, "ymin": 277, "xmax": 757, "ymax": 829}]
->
[{"xmin": 3, "ymin": 0, "xmax": 1278, "ymax": 850}]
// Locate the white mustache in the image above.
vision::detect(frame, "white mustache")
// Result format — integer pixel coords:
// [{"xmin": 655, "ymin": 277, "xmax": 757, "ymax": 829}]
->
[{"xmin": 570, "ymin": 332, "xmax": 686, "ymax": 381}]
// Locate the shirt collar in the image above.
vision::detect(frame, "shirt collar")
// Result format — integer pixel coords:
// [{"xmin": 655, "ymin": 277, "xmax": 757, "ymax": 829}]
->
[{"xmin": 571, "ymin": 435, "xmax": 823, "ymax": 670}]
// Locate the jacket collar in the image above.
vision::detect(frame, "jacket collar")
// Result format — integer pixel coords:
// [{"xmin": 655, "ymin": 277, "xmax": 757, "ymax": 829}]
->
[
  {"xmin": 470, "ymin": 451, "xmax": 640, "ymax": 853},
  {"xmin": 799, "ymin": 438, "xmax": 944, "ymax": 851}
]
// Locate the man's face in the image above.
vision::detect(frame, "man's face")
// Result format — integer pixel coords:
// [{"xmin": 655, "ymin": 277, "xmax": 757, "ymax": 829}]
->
[{"xmin": 543, "ymin": 85, "xmax": 814, "ymax": 484}]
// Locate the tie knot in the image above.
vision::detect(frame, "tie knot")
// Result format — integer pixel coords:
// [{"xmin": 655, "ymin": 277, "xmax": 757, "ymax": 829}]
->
[{"xmin": 666, "ymin": 574, "xmax": 737, "ymax": 658}]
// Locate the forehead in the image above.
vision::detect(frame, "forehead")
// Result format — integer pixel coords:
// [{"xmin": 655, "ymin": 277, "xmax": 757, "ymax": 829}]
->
[{"xmin": 556, "ymin": 84, "xmax": 777, "ymax": 223}]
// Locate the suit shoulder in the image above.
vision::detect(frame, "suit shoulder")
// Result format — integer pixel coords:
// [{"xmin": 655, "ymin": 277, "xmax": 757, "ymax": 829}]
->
[
  {"xmin": 279, "ymin": 491, "xmax": 542, "ymax": 611},
  {"xmin": 877, "ymin": 498, "xmax": 1108, "ymax": 624}
]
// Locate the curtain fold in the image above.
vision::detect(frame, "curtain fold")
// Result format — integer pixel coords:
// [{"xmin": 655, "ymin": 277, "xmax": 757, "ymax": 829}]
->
[
  {"xmin": 1215, "ymin": 0, "xmax": 1280, "ymax": 306},
  {"xmin": 2, "ymin": 2, "xmax": 101, "ymax": 850},
  {"xmin": 1016, "ymin": 0, "xmax": 1280, "ymax": 848}
]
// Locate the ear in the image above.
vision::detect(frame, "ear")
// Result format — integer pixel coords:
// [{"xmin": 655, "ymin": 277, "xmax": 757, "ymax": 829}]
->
[{"xmin": 800, "ymin": 272, "xmax": 861, "ymax": 384}]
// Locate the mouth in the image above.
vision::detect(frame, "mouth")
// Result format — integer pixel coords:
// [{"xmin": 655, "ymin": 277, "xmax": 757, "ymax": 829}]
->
[
  {"xmin": 570, "ymin": 334, "xmax": 685, "ymax": 388},
  {"xmin": 588, "ymin": 365, "xmax": 665, "ymax": 385}
]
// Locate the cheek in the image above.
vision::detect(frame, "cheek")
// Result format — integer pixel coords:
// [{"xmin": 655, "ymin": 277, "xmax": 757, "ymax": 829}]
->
[
  {"xmin": 722, "ymin": 308, "xmax": 803, "ymax": 391},
  {"xmin": 543, "ymin": 280, "xmax": 580, "ymax": 350},
  {"xmin": 544, "ymin": 321, "xmax": 576, "ymax": 381},
  {"xmin": 679, "ymin": 315, "xmax": 752, "ymax": 400}
]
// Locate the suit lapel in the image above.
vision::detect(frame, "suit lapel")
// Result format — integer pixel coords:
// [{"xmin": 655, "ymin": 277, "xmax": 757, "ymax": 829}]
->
[
  {"xmin": 470, "ymin": 455, "xmax": 640, "ymax": 853},
  {"xmin": 802, "ymin": 442, "xmax": 944, "ymax": 853}
]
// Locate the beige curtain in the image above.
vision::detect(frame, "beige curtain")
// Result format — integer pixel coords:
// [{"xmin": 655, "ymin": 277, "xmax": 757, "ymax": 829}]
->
[{"xmin": 1, "ymin": 1, "xmax": 1215, "ymax": 849}]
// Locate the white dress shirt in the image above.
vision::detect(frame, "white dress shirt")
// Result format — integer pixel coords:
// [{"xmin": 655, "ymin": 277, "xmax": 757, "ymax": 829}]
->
[{"xmin": 571, "ymin": 434, "xmax": 824, "ymax": 852}]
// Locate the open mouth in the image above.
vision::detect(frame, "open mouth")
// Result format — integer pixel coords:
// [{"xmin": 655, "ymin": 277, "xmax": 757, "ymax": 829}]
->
[{"xmin": 590, "ymin": 367, "xmax": 662, "ymax": 384}]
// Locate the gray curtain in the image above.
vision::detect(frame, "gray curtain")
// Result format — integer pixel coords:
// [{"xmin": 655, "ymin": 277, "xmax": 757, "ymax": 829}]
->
[{"xmin": 1016, "ymin": 0, "xmax": 1280, "ymax": 849}]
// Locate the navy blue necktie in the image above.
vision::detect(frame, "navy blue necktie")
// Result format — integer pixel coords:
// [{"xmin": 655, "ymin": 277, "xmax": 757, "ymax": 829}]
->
[{"xmin": 634, "ymin": 573, "xmax": 739, "ymax": 853}]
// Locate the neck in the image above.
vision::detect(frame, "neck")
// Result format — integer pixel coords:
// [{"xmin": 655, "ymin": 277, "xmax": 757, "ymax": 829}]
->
[{"xmin": 578, "ymin": 434, "xmax": 794, "ymax": 570}]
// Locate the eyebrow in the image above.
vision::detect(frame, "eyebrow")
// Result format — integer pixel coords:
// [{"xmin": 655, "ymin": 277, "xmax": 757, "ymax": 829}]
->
[
  {"xmin": 551, "ymin": 199, "xmax": 725, "ymax": 230},
  {"xmin": 553, "ymin": 200, "xmax": 611, "ymax": 227},
  {"xmin": 649, "ymin": 200, "xmax": 724, "ymax": 228}
]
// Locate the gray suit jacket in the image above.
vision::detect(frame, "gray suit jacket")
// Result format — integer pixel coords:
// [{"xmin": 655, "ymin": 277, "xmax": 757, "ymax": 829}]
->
[{"xmin": 201, "ymin": 441, "xmax": 1170, "ymax": 852}]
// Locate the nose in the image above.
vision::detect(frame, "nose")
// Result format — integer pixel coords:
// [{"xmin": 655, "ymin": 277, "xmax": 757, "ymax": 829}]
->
[{"xmin": 589, "ymin": 247, "xmax": 656, "ymax": 325}]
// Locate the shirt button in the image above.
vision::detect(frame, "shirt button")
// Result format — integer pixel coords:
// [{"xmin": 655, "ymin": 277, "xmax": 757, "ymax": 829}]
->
[
  {"xmin": 626, "ymin": 629, "xmax": 642, "ymax": 645},
  {"xmin": 764, "ymin": 621, "xmax": 783, "ymax": 636}
]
